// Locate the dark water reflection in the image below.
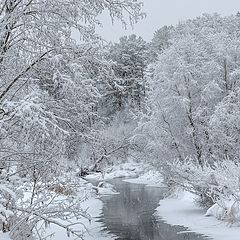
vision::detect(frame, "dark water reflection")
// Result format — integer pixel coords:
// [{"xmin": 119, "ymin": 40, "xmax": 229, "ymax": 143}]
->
[{"xmin": 98, "ymin": 179, "xmax": 209, "ymax": 240}]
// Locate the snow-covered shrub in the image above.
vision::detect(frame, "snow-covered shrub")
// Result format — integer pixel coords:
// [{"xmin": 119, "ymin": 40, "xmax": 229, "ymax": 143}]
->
[
  {"xmin": 89, "ymin": 108, "xmax": 139, "ymax": 171},
  {"xmin": 205, "ymin": 200, "xmax": 240, "ymax": 226},
  {"xmin": 205, "ymin": 160, "xmax": 240, "ymax": 225},
  {"xmin": 166, "ymin": 158, "xmax": 217, "ymax": 208},
  {"xmin": 168, "ymin": 158, "xmax": 240, "ymax": 224},
  {"xmin": 7, "ymin": 172, "xmax": 93, "ymax": 240}
]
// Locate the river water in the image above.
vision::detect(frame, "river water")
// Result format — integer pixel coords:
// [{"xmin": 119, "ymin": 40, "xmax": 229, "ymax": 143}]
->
[{"xmin": 98, "ymin": 178, "xmax": 208, "ymax": 240}]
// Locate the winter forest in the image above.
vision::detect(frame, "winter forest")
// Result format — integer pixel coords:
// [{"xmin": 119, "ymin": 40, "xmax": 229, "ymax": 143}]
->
[{"xmin": 1, "ymin": 0, "xmax": 240, "ymax": 240}]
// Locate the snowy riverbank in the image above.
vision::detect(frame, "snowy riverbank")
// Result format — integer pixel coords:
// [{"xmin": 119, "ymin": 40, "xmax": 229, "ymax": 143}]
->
[
  {"xmin": 0, "ymin": 197, "xmax": 115, "ymax": 240},
  {"xmin": 43, "ymin": 174, "xmax": 118, "ymax": 240},
  {"xmin": 123, "ymin": 170, "xmax": 164, "ymax": 187},
  {"xmin": 49, "ymin": 197, "xmax": 115, "ymax": 240},
  {"xmin": 156, "ymin": 191, "xmax": 240, "ymax": 240},
  {"xmin": 85, "ymin": 162, "xmax": 142, "ymax": 181},
  {"xmin": 85, "ymin": 161, "xmax": 164, "ymax": 188},
  {"xmin": 0, "ymin": 174, "xmax": 117, "ymax": 240},
  {"xmin": 98, "ymin": 163, "xmax": 240, "ymax": 240}
]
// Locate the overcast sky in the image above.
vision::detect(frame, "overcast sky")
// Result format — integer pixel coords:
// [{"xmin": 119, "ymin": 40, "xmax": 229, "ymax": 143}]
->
[{"xmin": 97, "ymin": 0, "xmax": 240, "ymax": 43}]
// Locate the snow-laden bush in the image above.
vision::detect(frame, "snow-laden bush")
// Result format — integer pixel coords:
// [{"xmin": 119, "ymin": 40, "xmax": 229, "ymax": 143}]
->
[
  {"xmin": 89, "ymin": 108, "xmax": 139, "ymax": 172},
  {"xmin": 166, "ymin": 158, "xmax": 217, "ymax": 208},
  {"xmin": 205, "ymin": 160, "xmax": 240, "ymax": 225},
  {"xmin": 167, "ymin": 158, "xmax": 240, "ymax": 224}
]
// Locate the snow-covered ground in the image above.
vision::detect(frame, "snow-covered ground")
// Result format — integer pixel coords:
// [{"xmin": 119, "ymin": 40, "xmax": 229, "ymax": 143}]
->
[
  {"xmin": 0, "ymin": 174, "xmax": 117, "ymax": 240},
  {"xmin": 85, "ymin": 162, "xmax": 165, "ymax": 189},
  {"xmin": 156, "ymin": 191, "xmax": 240, "ymax": 240},
  {"xmin": 85, "ymin": 162, "xmax": 146, "ymax": 181},
  {"xmin": 124, "ymin": 170, "xmax": 164, "ymax": 187},
  {"xmin": 0, "ymin": 233, "xmax": 11, "ymax": 240},
  {"xmin": 95, "ymin": 181, "xmax": 119, "ymax": 195},
  {"xmin": 0, "ymin": 162, "xmax": 146, "ymax": 240},
  {"xmin": 6, "ymin": 161, "xmax": 240, "ymax": 240},
  {"xmin": 41, "ymin": 176, "xmax": 118, "ymax": 240},
  {"xmin": 48, "ymin": 197, "xmax": 116, "ymax": 240}
]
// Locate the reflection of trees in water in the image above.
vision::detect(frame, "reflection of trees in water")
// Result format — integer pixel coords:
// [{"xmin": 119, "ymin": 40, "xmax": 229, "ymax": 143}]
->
[{"xmin": 100, "ymin": 180, "xmax": 208, "ymax": 240}]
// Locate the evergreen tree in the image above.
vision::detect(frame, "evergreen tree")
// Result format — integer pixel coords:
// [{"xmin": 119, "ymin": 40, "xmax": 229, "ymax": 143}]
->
[
  {"xmin": 149, "ymin": 25, "xmax": 174, "ymax": 60},
  {"xmin": 103, "ymin": 34, "xmax": 149, "ymax": 114}
]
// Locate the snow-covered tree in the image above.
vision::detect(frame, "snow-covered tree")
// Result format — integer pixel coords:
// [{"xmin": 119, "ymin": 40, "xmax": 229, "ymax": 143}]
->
[
  {"xmin": 149, "ymin": 25, "xmax": 174, "ymax": 61},
  {"xmin": 0, "ymin": 0, "xmax": 144, "ymax": 239},
  {"xmin": 142, "ymin": 13, "xmax": 240, "ymax": 173},
  {"xmin": 210, "ymin": 89, "xmax": 240, "ymax": 160},
  {"xmin": 102, "ymin": 34, "xmax": 149, "ymax": 113},
  {"xmin": 138, "ymin": 14, "xmax": 240, "ymax": 213}
]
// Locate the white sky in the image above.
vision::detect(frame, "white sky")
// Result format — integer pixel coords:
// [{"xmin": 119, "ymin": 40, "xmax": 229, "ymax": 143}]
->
[{"xmin": 97, "ymin": 0, "xmax": 240, "ymax": 43}]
